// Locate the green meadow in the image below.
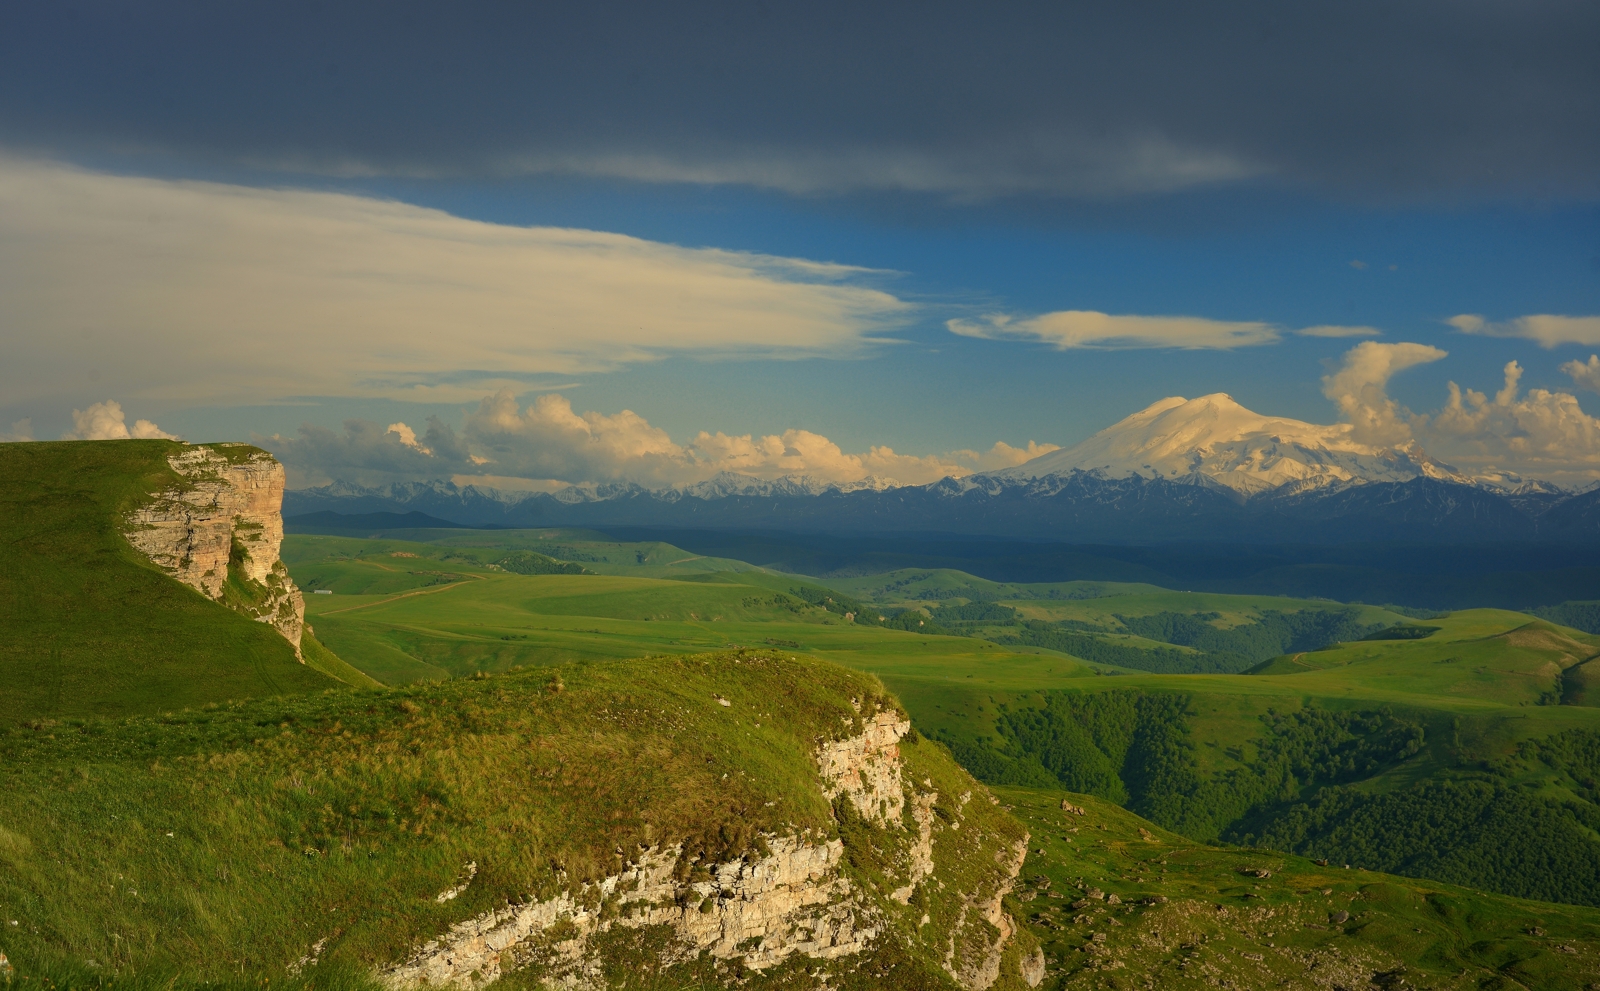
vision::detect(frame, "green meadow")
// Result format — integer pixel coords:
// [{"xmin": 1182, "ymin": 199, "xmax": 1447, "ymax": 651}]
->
[
  {"xmin": 999, "ymin": 786, "xmax": 1600, "ymax": 990},
  {"xmin": 8, "ymin": 475, "xmax": 1600, "ymax": 988},
  {"xmin": 280, "ymin": 526, "xmax": 1600, "ymax": 917}
]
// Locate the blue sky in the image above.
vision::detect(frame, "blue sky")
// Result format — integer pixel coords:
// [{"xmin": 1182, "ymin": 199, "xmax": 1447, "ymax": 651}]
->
[{"xmin": 3, "ymin": 2, "xmax": 1598, "ymax": 486}]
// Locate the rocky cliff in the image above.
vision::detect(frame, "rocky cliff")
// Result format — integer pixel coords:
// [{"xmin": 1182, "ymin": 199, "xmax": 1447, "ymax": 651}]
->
[
  {"xmin": 124, "ymin": 444, "xmax": 305, "ymax": 656},
  {"xmin": 382, "ymin": 705, "xmax": 1037, "ymax": 990}
]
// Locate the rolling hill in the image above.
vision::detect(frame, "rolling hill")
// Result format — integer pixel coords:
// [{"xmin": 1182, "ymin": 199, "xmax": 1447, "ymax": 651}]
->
[
  {"xmin": 0, "ymin": 443, "xmax": 1039, "ymax": 990},
  {"xmin": 274, "ymin": 528, "xmax": 1600, "ymax": 912},
  {"xmin": 8, "ymin": 447, "xmax": 1600, "ymax": 988}
]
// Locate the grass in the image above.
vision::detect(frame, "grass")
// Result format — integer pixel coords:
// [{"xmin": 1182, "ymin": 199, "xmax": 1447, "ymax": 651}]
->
[
  {"xmin": 819, "ymin": 569, "xmax": 1170, "ymax": 605},
  {"xmin": 999, "ymin": 786, "xmax": 1600, "ymax": 990},
  {"xmin": 274, "ymin": 530, "xmax": 1600, "ymax": 910},
  {"xmin": 284, "ymin": 534, "xmax": 1004, "ymax": 684},
  {"xmin": 13, "ymin": 495, "xmax": 1600, "ymax": 985},
  {"xmin": 0, "ymin": 441, "xmax": 340, "ymax": 725},
  {"xmin": 0, "ymin": 651, "xmax": 1023, "ymax": 990},
  {"xmin": 278, "ymin": 532, "xmax": 1600, "ymax": 782},
  {"xmin": 281, "ymin": 527, "xmax": 766, "ymax": 580}
]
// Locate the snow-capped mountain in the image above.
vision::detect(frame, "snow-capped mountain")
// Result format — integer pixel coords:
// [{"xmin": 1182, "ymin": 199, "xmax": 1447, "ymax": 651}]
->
[
  {"xmin": 989, "ymin": 394, "xmax": 1466, "ymax": 495},
  {"xmin": 282, "ymin": 393, "xmax": 1600, "ymax": 544},
  {"xmin": 669, "ymin": 472, "xmax": 902, "ymax": 500}
]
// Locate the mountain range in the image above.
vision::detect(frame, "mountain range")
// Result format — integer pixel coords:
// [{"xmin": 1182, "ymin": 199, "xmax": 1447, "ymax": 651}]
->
[{"xmin": 284, "ymin": 394, "xmax": 1600, "ymax": 543}]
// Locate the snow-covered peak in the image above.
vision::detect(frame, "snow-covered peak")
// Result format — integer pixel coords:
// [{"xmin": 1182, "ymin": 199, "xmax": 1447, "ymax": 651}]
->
[
  {"xmin": 990, "ymin": 393, "xmax": 1467, "ymax": 495},
  {"xmin": 671, "ymin": 471, "xmax": 904, "ymax": 500}
]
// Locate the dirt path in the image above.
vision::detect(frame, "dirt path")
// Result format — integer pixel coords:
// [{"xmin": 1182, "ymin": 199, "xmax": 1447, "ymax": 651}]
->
[{"xmin": 318, "ymin": 573, "xmax": 489, "ymax": 616}]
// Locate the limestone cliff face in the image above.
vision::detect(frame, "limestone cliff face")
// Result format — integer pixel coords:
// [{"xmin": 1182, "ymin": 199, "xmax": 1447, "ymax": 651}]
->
[
  {"xmin": 124, "ymin": 445, "xmax": 305, "ymax": 656},
  {"xmin": 384, "ymin": 835, "xmax": 869, "ymax": 989},
  {"xmin": 382, "ymin": 707, "xmax": 1029, "ymax": 990}
]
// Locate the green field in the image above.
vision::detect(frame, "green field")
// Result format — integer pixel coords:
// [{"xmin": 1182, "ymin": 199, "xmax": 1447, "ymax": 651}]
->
[
  {"xmin": 10, "ymin": 480, "xmax": 1600, "ymax": 988},
  {"xmin": 1001, "ymin": 786, "xmax": 1600, "ymax": 990},
  {"xmin": 277, "ymin": 527, "xmax": 1600, "ymax": 917},
  {"xmin": 284, "ymin": 533, "xmax": 979, "ymax": 685},
  {"xmin": 0, "ymin": 651, "xmax": 1027, "ymax": 990}
]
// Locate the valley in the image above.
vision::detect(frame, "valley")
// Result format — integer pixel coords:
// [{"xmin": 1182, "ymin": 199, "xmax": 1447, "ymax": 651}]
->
[
  {"xmin": 6, "ymin": 442, "xmax": 1600, "ymax": 989},
  {"xmin": 275, "ymin": 523, "xmax": 1600, "ymax": 916}
]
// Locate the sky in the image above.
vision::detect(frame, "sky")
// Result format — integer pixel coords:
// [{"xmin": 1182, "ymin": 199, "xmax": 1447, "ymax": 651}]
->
[{"xmin": 3, "ymin": 1, "xmax": 1599, "ymax": 488}]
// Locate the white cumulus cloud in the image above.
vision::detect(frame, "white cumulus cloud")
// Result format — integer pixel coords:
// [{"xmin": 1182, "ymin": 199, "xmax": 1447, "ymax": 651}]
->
[
  {"xmin": 0, "ymin": 158, "xmax": 913, "ymax": 408},
  {"xmin": 1448, "ymin": 314, "xmax": 1600, "ymax": 348},
  {"xmin": 1320, "ymin": 341, "xmax": 1448, "ymax": 446},
  {"xmin": 1430, "ymin": 361, "xmax": 1600, "ymax": 483},
  {"xmin": 1313, "ymin": 342, "xmax": 1600, "ymax": 486},
  {"xmin": 267, "ymin": 391, "xmax": 1012, "ymax": 489},
  {"xmin": 1562, "ymin": 354, "xmax": 1600, "ymax": 394},
  {"xmin": 944, "ymin": 440, "xmax": 1063, "ymax": 471},
  {"xmin": 1, "ymin": 419, "xmax": 33, "ymax": 443},
  {"xmin": 63, "ymin": 401, "xmax": 179, "ymax": 441}
]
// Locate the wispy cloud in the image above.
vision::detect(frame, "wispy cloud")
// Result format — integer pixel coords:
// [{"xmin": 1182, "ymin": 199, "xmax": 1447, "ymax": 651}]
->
[
  {"xmin": 1296, "ymin": 325, "xmax": 1382, "ymax": 338},
  {"xmin": 493, "ymin": 133, "xmax": 1262, "ymax": 200},
  {"xmin": 951, "ymin": 311, "xmax": 1388, "ymax": 349},
  {"xmin": 0, "ymin": 159, "xmax": 913, "ymax": 408},
  {"xmin": 1448, "ymin": 314, "xmax": 1600, "ymax": 349},
  {"xmin": 948, "ymin": 310, "xmax": 1290, "ymax": 350}
]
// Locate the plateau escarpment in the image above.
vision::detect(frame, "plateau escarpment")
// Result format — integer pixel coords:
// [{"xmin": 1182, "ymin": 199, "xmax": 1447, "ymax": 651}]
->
[
  {"xmin": 0, "ymin": 439, "xmax": 334, "ymax": 723},
  {"xmin": 385, "ymin": 706, "xmax": 1038, "ymax": 990},
  {"xmin": 125, "ymin": 444, "xmax": 305, "ymax": 655},
  {"xmin": 0, "ymin": 654, "xmax": 1038, "ymax": 990}
]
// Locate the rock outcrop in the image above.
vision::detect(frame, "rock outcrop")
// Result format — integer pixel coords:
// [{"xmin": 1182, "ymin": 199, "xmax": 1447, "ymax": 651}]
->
[
  {"xmin": 124, "ymin": 445, "xmax": 305, "ymax": 656},
  {"xmin": 383, "ymin": 707, "xmax": 1028, "ymax": 990},
  {"xmin": 384, "ymin": 835, "xmax": 871, "ymax": 989},
  {"xmin": 817, "ymin": 707, "xmax": 910, "ymax": 825},
  {"xmin": 944, "ymin": 837, "xmax": 1029, "ymax": 990}
]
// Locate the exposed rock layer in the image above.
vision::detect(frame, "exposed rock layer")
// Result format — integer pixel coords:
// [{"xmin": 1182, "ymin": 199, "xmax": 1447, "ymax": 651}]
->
[
  {"xmin": 817, "ymin": 708, "xmax": 910, "ymax": 826},
  {"xmin": 124, "ymin": 445, "xmax": 305, "ymax": 655},
  {"xmin": 382, "ymin": 708, "xmax": 1027, "ymax": 990},
  {"xmin": 384, "ymin": 835, "xmax": 868, "ymax": 989}
]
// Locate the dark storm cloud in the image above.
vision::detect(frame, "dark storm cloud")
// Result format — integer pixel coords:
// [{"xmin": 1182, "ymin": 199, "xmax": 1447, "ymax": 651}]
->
[{"xmin": 3, "ymin": 1, "xmax": 1596, "ymax": 201}]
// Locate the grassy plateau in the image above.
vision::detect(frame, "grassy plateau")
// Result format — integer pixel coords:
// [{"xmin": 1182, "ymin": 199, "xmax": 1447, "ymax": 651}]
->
[{"xmin": 6, "ymin": 475, "xmax": 1600, "ymax": 989}]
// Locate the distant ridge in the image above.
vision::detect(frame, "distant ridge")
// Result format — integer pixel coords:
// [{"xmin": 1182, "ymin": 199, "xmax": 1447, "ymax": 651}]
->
[
  {"xmin": 285, "ymin": 509, "xmax": 489, "ymax": 532},
  {"xmin": 285, "ymin": 473, "xmax": 1600, "ymax": 544},
  {"xmin": 281, "ymin": 395, "xmax": 1600, "ymax": 544}
]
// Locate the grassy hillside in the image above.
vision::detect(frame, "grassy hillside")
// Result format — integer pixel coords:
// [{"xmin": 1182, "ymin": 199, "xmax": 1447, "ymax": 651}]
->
[
  {"xmin": 588, "ymin": 528, "xmax": 1600, "ymax": 611},
  {"xmin": 824, "ymin": 569, "xmax": 1413, "ymax": 674},
  {"xmin": 275, "ymin": 529, "xmax": 1600, "ymax": 910},
  {"xmin": 284, "ymin": 533, "xmax": 1005, "ymax": 685},
  {"xmin": 0, "ymin": 651, "xmax": 1026, "ymax": 990},
  {"xmin": 0, "ymin": 441, "xmax": 341, "ymax": 725},
  {"xmin": 282, "ymin": 526, "xmax": 764, "ymax": 579},
  {"xmin": 1002, "ymin": 786, "xmax": 1600, "ymax": 989},
  {"xmin": 855, "ymin": 610, "xmax": 1600, "ymax": 909},
  {"xmin": 10, "ymin": 503, "xmax": 1600, "ymax": 986},
  {"xmin": 822, "ymin": 569, "xmax": 1170, "ymax": 604},
  {"xmin": 286, "ymin": 532, "xmax": 1414, "ymax": 683}
]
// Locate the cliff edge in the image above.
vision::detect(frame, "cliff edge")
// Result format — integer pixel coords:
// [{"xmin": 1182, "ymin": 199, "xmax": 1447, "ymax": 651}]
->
[{"xmin": 124, "ymin": 444, "xmax": 306, "ymax": 656}]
